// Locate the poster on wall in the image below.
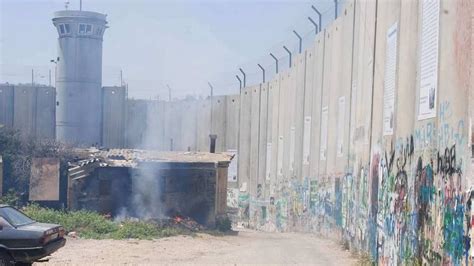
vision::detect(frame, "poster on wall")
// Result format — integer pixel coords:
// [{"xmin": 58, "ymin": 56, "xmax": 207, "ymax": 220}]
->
[
  {"xmin": 265, "ymin": 143, "xmax": 272, "ymax": 181},
  {"xmin": 227, "ymin": 149, "xmax": 238, "ymax": 182},
  {"xmin": 418, "ymin": 0, "xmax": 440, "ymax": 120},
  {"xmin": 303, "ymin": 116, "xmax": 312, "ymax": 165},
  {"xmin": 320, "ymin": 106, "xmax": 329, "ymax": 160},
  {"xmin": 29, "ymin": 158, "xmax": 60, "ymax": 201},
  {"xmin": 337, "ymin": 97, "xmax": 345, "ymax": 157},
  {"xmin": 289, "ymin": 126, "xmax": 296, "ymax": 172},
  {"xmin": 383, "ymin": 22, "xmax": 398, "ymax": 136}
]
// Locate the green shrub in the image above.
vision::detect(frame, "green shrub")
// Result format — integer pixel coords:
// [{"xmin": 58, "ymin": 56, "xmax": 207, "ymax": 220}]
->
[
  {"xmin": 22, "ymin": 204, "xmax": 184, "ymax": 240},
  {"xmin": 111, "ymin": 221, "xmax": 159, "ymax": 240},
  {"xmin": 0, "ymin": 189, "xmax": 20, "ymax": 207}
]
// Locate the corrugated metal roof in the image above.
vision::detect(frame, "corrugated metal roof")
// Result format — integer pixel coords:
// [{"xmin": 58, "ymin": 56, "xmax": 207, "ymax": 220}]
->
[{"xmin": 71, "ymin": 148, "xmax": 233, "ymax": 168}]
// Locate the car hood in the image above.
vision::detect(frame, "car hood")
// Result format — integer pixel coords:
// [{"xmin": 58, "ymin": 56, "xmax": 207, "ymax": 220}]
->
[{"xmin": 18, "ymin": 222, "xmax": 59, "ymax": 231}]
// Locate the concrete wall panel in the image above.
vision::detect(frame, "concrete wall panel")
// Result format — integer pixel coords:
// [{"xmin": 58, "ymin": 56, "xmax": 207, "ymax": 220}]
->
[
  {"xmin": 257, "ymin": 83, "xmax": 269, "ymax": 198},
  {"xmin": 180, "ymin": 100, "xmax": 198, "ymax": 152},
  {"xmin": 225, "ymin": 95, "xmax": 240, "ymax": 150},
  {"xmin": 0, "ymin": 85, "xmax": 14, "ymax": 128},
  {"xmin": 249, "ymin": 85, "xmax": 261, "ymax": 198},
  {"xmin": 102, "ymin": 86, "xmax": 125, "ymax": 148},
  {"xmin": 13, "ymin": 86, "xmax": 37, "ymax": 137},
  {"xmin": 293, "ymin": 52, "xmax": 307, "ymax": 181},
  {"xmin": 196, "ymin": 99, "xmax": 211, "ymax": 152},
  {"xmin": 211, "ymin": 96, "xmax": 227, "ymax": 152},
  {"xmin": 309, "ymin": 33, "xmax": 326, "ymax": 179},
  {"xmin": 237, "ymin": 86, "xmax": 252, "ymax": 194}
]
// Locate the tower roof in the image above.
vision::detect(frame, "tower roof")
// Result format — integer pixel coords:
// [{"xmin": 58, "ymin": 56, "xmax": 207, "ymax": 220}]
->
[{"xmin": 53, "ymin": 10, "xmax": 107, "ymax": 24}]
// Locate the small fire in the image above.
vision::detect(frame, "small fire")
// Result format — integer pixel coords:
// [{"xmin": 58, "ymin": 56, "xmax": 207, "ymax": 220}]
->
[{"xmin": 173, "ymin": 215, "xmax": 184, "ymax": 223}]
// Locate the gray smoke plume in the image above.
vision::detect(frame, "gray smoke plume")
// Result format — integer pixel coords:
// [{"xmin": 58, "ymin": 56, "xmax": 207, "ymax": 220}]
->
[
  {"xmin": 117, "ymin": 100, "xmax": 165, "ymax": 220},
  {"xmin": 129, "ymin": 162, "xmax": 164, "ymax": 219}
]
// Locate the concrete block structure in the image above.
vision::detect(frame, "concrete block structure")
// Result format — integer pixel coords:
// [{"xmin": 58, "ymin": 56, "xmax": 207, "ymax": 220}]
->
[{"xmin": 53, "ymin": 10, "xmax": 107, "ymax": 146}]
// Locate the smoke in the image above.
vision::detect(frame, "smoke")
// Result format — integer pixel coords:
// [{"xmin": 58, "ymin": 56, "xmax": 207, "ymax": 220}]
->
[
  {"xmin": 117, "ymin": 101, "xmax": 166, "ymax": 220},
  {"xmin": 128, "ymin": 162, "xmax": 164, "ymax": 219}
]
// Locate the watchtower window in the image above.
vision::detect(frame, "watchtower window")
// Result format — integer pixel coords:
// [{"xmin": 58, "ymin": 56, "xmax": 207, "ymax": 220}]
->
[
  {"xmin": 58, "ymin": 24, "xmax": 71, "ymax": 35},
  {"xmin": 78, "ymin": 24, "xmax": 85, "ymax": 34},
  {"xmin": 78, "ymin": 24, "xmax": 93, "ymax": 35}
]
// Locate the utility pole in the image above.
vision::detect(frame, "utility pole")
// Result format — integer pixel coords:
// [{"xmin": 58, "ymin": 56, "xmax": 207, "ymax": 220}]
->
[
  {"xmin": 49, "ymin": 69, "xmax": 52, "ymax": 87},
  {"xmin": 120, "ymin": 69, "xmax": 123, "ymax": 86},
  {"xmin": 31, "ymin": 69, "xmax": 34, "ymax": 86}
]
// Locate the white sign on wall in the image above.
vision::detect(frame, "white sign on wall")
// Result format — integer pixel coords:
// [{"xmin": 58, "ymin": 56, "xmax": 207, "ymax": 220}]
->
[
  {"xmin": 320, "ymin": 106, "xmax": 329, "ymax": 161},
  {"xmin": 337, "ymin": 97, "xmax": 346, "ymax": 157},
  {"xmin": 418, "ymin": 0, "xmax": 440, "ymax": 120},
  {"xmin": 383, "ymin": 22, "xmax": 398, "ymax": 136},
  {"xmin": 227, "ymin": 149, "xmax": 238, "ymax": 182},
  {"xmin": 303, "ymin": 116, "xmax": 312, "ymax": 165}
]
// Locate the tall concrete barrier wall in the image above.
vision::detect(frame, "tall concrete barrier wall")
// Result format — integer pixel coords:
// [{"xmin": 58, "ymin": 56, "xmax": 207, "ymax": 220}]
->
[
  {"xmin": 228, "ymin": 0, "xmax": 474, "ymax": 265},
  {"xmin": 0, "ymin": 84, "xmax": 55, "ymax": 140}
]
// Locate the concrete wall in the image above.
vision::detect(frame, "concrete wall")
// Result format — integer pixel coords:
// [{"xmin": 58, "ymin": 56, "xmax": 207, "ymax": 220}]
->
[
  {"xmin": 0, "ymin": 84, "xmax": 56, "ymax": 140},
  {"xmin": 102, "ymin": 86, "xmax": 126, "ymax": 148},
  {"xmin": 0, "ymin": 85, "xmax": 14, "ymax": 128},
  {"xmin": 228, "ymin": 0, "xmax": 474, "ymax": 264}
]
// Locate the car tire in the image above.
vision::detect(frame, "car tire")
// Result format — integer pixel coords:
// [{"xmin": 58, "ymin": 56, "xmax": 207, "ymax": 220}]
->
[{"xmin": 0, "ymin": 250, "xmax": 13, "ymax": 266}]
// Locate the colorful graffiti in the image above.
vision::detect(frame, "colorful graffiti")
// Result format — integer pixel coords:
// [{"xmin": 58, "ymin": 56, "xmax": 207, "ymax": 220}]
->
[{"xmin": 226, "ymin": 104, "xmax": 472, "ymax": 265}]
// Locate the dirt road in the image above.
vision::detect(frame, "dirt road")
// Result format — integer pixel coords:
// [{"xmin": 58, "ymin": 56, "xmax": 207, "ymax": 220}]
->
[{"xmin": 42, "ymin": 229, "xmax": 358, "ymax": 265}]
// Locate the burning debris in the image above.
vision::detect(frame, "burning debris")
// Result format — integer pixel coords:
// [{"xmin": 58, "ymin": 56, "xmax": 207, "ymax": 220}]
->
[{"xmin": 171, "ymin": 214, "xmax": 205, "ymax": 231}]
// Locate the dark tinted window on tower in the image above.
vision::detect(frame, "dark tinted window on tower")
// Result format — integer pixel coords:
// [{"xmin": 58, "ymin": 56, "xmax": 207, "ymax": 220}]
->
[
  {"xmin": 59, "ymin": 24, "xmax": 65, "ymax": 34},
  {"xmin": 79, "ymin": 24, "xmax": 86, "ymax": 34},
  {"xmin": 64, "ymin": 24, "xmax": 70, "ymax": 34},
  {"xmin": 86, "ymin": 24, "xmax": 92, "ymax": 34}
]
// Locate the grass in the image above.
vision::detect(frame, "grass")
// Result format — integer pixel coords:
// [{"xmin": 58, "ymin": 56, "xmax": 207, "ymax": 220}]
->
[{"xmin": 22, "ymin": 204, "xmax": 186, "ymax": 240}]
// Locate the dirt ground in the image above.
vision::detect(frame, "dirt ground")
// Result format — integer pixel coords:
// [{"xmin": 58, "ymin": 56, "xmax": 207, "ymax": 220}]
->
[{"xmin": 40, "ymin": 229, "xmax": 358, "ymax": 265}]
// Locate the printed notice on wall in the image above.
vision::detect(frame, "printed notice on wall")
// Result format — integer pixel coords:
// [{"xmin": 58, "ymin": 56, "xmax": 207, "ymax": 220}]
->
[
  {"xmin": 418, "ymin": 0, "xmax": 440, "ymax": 120},
  {"xmin": 337, "ymin": 97, "xmax": 345, "ymax": 157},
  {"xmin": 265, "ymin": 143, "xmax": 272, "ymax": 181},
  {"xmin": 303, "ymin": 116, "xmax": 312, "ymax": 165},
  {"xmin": 289, "ymin": 126, "xmax": 296, "ymax": 172},
  {"xmin": 277, "ymin": 136, "xmax": 284, "ymax": 176},
  {"xmin": 383, "ymin": 22, "xmax": 398, "ymax": 136},
  {"xmin": 320, "ymin": 106, "xmax": 329, "ymax": 161},
  {"xmin": 227, "ymin": 149, "xmax": 238, "ymax": 182}
]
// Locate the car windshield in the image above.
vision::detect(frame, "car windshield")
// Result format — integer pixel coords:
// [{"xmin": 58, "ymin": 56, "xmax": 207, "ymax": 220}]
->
[{"xmin": 0, "ymin": 207, "xmax": 34, "ymax": 227}]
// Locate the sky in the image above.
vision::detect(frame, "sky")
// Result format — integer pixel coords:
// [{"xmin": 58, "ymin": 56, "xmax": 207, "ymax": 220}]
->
[{"xmin": 0, "ymin": 0, "xmax": 341, "ymax": 99}]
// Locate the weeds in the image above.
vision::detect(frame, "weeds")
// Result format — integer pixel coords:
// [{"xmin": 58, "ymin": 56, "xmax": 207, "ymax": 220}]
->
[{"xmin": 22, "ymin": 204, "xmax": 184, "ymax": 240}]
